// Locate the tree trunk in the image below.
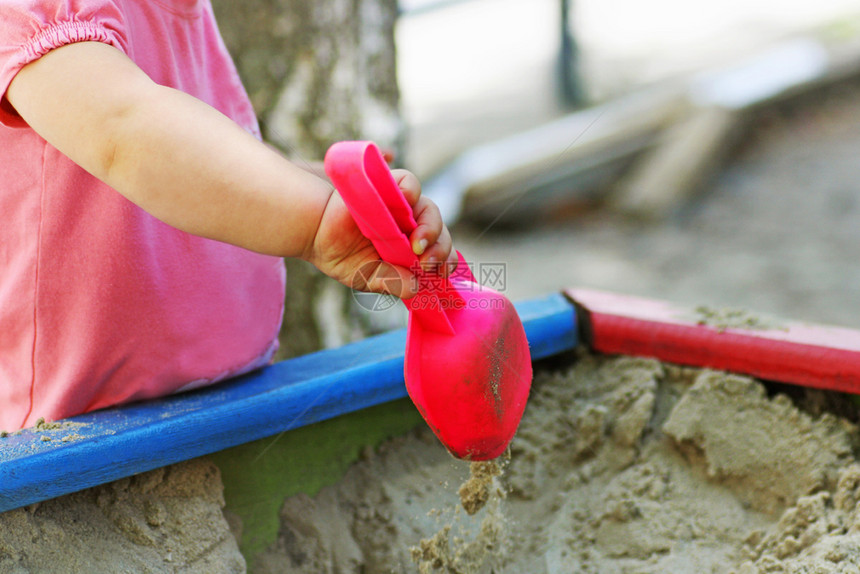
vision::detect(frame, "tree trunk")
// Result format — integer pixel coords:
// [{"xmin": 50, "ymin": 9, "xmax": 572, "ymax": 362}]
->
[{"xmin": 211, "ymin": 0, "xmax": 403, "ymax": 358}]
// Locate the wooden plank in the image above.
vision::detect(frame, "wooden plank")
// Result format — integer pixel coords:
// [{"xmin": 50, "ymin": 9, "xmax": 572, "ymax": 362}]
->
[
  {"xmin": 611, "ymin": 105, "xmax": 740, "ymax": 219},
  {"xmin": 426, "ymin": 37, "xmax": 860, "ymax": 226},
  {"xmin": 567, "ymin": 288, "xmax": 860, "ymax": 393},
  {"xmin": 611, "ymin": 37, "xmax": 860, "ymax": 219},
  {"xmin": 0, "ymin": 293, "xmax": 577, "ymax": 513},
  {"xmin": 424, "ymin": 85, "xmax": 687, "ymax": 224}
]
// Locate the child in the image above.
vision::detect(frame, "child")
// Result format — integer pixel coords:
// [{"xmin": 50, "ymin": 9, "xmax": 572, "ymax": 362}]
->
[{"xmin": 0, "ymin": 0, "xmax": 454, "ymax": 431}]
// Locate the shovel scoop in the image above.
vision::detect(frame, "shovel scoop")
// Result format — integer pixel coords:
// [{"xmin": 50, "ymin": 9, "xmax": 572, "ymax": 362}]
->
[{"xmin": 324, "ymin": 141, "xmax": 533, "ymax": 460}]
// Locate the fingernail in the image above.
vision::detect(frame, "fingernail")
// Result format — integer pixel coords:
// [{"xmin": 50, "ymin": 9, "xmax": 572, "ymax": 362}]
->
[{"xmin": 413, "ymin": 238, "xmax": 428, "ymax": 255}]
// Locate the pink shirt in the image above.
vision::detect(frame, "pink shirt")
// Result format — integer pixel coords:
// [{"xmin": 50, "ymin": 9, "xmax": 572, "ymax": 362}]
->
[{"xmin": 0, "ymin": 0, "xmax": 286, "ymax": 430}]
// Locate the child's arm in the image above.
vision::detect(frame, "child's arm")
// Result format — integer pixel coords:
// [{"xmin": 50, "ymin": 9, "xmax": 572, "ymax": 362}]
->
[{"xmin": 6, "ymin": 41, "xmax": 453, "ymax": 298}]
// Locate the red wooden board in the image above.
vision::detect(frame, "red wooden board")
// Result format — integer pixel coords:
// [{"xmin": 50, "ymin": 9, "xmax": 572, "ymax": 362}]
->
[{"xmin": 566, "ymin": 288, "xmax": 860, "ymax": 394}]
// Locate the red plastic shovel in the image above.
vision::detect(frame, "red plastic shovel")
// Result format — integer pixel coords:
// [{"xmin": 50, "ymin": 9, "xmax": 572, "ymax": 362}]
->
[{"xmin": 324, "ymin": 141, "xmax": 532, "ymax": 460}]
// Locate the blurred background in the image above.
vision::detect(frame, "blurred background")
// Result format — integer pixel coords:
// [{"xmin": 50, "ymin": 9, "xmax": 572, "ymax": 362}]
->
[
  {"xmin": 211, "ymin": 0, "xmax": 860, "ymax": 353},
  {"xmin": 398, "ymin": 0, "xmax": 859, "ymax": 173},
  {"xmin": 396, "ymin": 0, "xmax": 860, "ymax": 327},
  {"xmin": 398, "ymin": 0, "xmax": 569, "ymax": 177}
]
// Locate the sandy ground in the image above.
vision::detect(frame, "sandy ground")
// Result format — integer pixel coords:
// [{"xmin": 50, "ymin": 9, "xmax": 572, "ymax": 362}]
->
[
  {"xmin": 0, "ymin": 459, "xmax": 245, "ymax": 573},
  {"xmin": 256, "ymin": 353, "xmax": 860, "ymax": 573}
]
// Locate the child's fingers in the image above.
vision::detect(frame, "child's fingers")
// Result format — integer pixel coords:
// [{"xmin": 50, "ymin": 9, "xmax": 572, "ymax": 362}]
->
[
  {"xmin": 417, "ymin": 220, "xmax": 457, "ymax": 278},
  {"xmin": 391, "ymin": 168, "xmax": 456, "ymax": 275},
  {"xmin": 391, "ymin": 169, "xmax": 422, "ymax": 205},
  {"xmin": 354, "ymin": 260, "xmax": 418, "ymax": 299},
  {"xmin": 419, "ymin": 224, "xmax": 457, "ymax": 276},
  {"xmin": 409, "ymin": 195, "xmax": 446, "ymax": 254}
]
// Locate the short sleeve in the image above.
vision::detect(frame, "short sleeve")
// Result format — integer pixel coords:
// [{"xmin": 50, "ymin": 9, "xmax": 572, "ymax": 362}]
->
[{"xmin": 0, "ymin": 0, "xmax": 128, "ymax": 127}]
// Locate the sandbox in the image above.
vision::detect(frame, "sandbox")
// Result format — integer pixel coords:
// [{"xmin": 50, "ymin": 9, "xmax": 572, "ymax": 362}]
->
[
  {"xmin": 3, "ymin": 333, "xmax": 860, "ymax": 573},
  {"xmin": 249, "ymin": 351, "xmax": 860, "ymax": 573}
]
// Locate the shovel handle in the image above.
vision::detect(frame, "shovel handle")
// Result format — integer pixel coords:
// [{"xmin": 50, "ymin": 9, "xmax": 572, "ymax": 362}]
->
[
  {"xmin": 324, "ymin": 141, "xmax": 456, "ymax": 334},
  {"xmin": 324, "ymin": 141, "xmax": 417, "ymax": 268}
]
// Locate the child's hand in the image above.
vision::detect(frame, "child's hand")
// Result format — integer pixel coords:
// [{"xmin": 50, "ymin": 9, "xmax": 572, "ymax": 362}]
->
[{"xmin": 304, "ymin": 170, "xmax": 455, "ymax": 299}]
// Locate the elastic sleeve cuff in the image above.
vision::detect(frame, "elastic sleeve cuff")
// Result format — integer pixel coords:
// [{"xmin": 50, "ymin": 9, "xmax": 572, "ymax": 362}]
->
[{"xmin": 0, "ymin": 21, "xmax": 125, "ymax": 128}]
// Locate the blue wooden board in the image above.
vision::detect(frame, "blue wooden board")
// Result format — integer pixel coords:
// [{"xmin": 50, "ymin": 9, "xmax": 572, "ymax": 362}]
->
[{"xmin": 0, "ymin": 293, "xmax": 577, "ymax": 512}]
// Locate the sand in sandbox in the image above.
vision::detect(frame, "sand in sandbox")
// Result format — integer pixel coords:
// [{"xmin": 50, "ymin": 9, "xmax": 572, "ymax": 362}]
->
[
  {"xmin": 692, "ymin": 305, "xmax": 787, "ymax": 332},
  {"xmin": 0, "ymin": 459, "xmax": 245, "ymax": 573},
  {"xmin": 253, "ymin": 351, "xmax": 860, "ymax": 573}
]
